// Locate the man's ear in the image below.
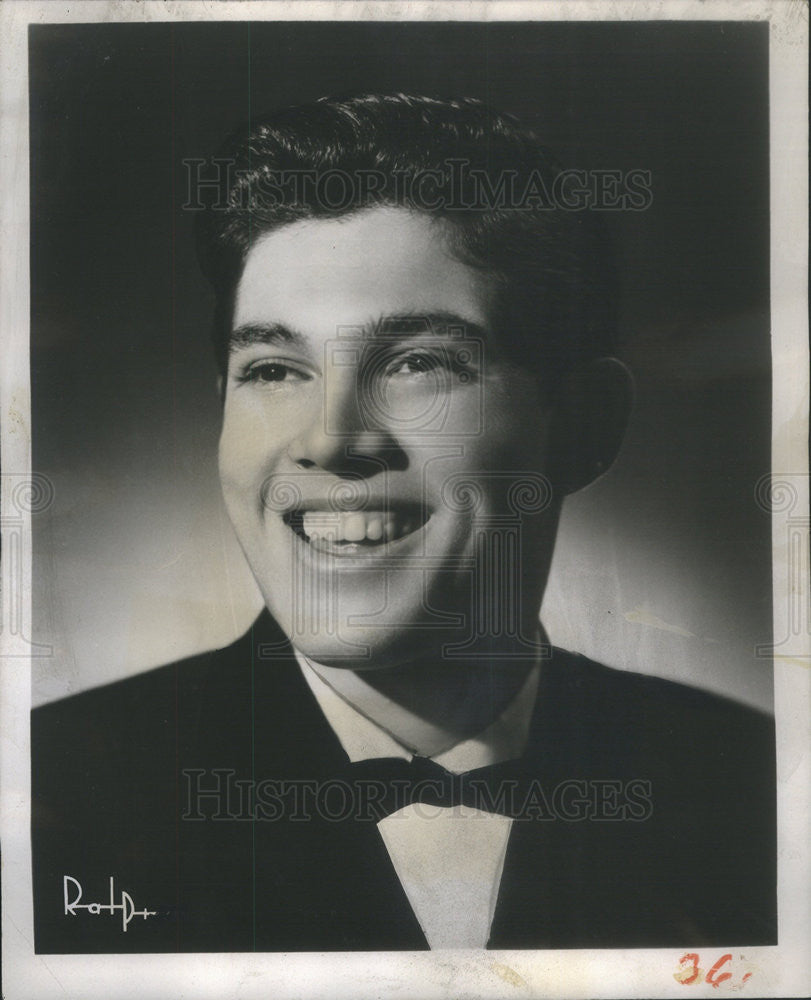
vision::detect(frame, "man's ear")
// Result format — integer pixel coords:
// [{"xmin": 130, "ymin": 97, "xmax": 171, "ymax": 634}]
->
[
  {"xmin": 546, "ymin": 357, "xmax": 634, "ymax": 496},
  {"xmin": 216, "ymin": 374, "xmax": 225, "ymax": 404}
]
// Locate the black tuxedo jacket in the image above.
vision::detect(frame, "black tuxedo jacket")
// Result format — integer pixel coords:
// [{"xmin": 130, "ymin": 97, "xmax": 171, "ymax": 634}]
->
[{"xmin": 32, "ymin": 611, "xmax": 776, "ymax": 953}]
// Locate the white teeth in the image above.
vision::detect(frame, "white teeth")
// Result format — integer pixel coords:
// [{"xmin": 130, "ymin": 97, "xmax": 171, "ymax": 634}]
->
[
  {"xmin": 302, "ymin": 512, "xmax": 341, "ymax": 539},
  {"xmin": 343, "ymin": 513, "xmax": 366, "ymax": 542},
  {"xmin": 297, "ymin": 511, "xmax": 422, "ymax": 545}
]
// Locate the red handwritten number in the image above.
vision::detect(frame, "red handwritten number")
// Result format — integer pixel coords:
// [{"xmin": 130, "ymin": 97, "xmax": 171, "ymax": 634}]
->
[
  {"xmin": 678, "ymin": 953, "xmax": 701, "ymax": 985},
  {"xmin": 706, "ymin": 954, "xmax": 733, "ymax": 988}
]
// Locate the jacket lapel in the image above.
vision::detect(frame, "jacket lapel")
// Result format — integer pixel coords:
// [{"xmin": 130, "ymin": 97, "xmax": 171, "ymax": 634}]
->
[{"xmin": 186, "ymin": 611, "xmax": 428, "ymax": 950}]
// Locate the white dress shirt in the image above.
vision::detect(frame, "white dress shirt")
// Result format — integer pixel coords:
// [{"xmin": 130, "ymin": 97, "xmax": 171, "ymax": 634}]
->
[{"xmin": 296, "ymin": 652, "xmax": 540, "ymax": 949}]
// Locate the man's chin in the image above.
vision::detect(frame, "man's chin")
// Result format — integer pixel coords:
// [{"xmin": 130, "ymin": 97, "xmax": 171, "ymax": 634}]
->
[{"xmin": 262, "ymin": 581, "xmax": 472, "ymax": 670}]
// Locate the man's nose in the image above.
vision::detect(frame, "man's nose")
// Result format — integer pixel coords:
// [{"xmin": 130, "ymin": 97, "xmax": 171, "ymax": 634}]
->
[{"xmin": 286, "ymin": 369, "xmax": 401, "ymax": 474}]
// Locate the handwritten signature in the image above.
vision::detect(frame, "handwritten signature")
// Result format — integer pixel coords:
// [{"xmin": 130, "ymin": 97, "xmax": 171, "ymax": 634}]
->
[{"xmin": 63, "ymin": 875, "xmax": 158, "ymax": 932}]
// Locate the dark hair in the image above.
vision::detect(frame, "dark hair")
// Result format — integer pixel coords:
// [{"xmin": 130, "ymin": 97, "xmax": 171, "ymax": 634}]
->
[{"xmin": 195, "ymin": 93, "xmax": 618, "ymax": 385}]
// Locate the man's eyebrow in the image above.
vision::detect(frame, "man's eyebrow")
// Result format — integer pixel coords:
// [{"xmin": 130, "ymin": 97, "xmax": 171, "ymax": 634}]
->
[
  {"xmin": 229, "ymin": 314, "xmax": 489, "ymax": 351},
  {"xmin": 372, "ymin": 312, "xmax": 489, "ymax": 340},
  {"xmin": 229, "ymin": 322, "xmax": 308, "ymax": 352}
]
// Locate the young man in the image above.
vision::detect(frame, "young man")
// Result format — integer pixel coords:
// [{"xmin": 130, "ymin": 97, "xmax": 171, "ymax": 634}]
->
[{"xmin": 32, "ymin": 94, "xmax": 776, "ymax": 952}]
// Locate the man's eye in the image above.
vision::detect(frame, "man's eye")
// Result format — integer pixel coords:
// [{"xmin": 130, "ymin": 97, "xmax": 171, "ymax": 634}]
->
[
  {"xmin": 238, "ymin": 362, "xmax": 309, "ymax": 386},
  {"xmin": 383, "ymin": 350, "xmax": 477, "ymax": 383},
  {"xmin": 386, "ymin": 353, "xmax": 443, "ymax": 376}
]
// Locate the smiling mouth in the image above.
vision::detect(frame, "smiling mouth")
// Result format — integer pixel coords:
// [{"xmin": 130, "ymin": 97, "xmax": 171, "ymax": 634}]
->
[{"xmin": 283, "ymin": 508, "xmax": 428, "ymax": 555}]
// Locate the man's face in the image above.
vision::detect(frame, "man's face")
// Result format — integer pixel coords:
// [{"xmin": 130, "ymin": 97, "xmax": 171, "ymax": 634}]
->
[{"xmin": 219, "ymin": 207, "xmax": 559, "ymax": 668}]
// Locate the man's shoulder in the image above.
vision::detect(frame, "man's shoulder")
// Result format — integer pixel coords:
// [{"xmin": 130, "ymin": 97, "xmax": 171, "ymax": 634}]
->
[
  {"xmin": 552, "ymin": 647, "xmax": 772, "ymax": 724},
  {"xmin": 33, "ymin": 640, "xmax": 231, "ymax": 742},
  {"xmin": 496, "ymin": 651, "xmax": 777, "ymax": 949},
  {"xmin": 32, "ymin": 612, "xmax": 290, "ymax": 732},
  {"xmin": 538, "ymin": 648, "xmax": 775, "ymax": 774}
]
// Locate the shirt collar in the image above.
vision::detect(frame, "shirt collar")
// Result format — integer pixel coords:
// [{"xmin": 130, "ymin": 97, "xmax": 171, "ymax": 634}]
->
[{"xmin": 295, "ymin": 651, "xmax": 540, "ymax": 776}]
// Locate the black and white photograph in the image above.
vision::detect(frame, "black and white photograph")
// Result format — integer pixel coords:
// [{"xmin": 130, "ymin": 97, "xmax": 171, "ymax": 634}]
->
[{"xmin": 1, "ymin": 2, "xmax": 808, "ymax": 998}]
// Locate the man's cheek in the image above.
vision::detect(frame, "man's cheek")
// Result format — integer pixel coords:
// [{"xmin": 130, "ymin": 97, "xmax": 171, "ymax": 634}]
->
[{"xmin": 219, "ymin": 420, "xmax": 274, "ymax": 483}]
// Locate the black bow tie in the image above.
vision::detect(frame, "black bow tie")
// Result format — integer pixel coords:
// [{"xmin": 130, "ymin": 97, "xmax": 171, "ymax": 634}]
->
[{"xmin": 339, "ymin": 755, "xmax": 525, "ymax": 821}]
